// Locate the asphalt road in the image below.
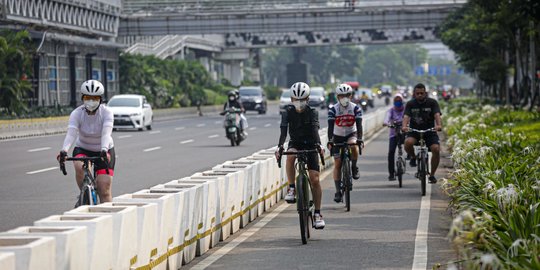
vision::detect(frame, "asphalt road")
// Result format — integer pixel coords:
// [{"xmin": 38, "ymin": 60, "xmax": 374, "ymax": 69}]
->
[{"xmin": 0, "ymin": 99, "xmax": 456, "ymax": 269}]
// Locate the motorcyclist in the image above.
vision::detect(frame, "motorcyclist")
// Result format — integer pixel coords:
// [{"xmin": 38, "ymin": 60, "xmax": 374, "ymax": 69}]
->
[{"xmin": 222, "ymin": 90, "xmax": 248, "ymax": 136}]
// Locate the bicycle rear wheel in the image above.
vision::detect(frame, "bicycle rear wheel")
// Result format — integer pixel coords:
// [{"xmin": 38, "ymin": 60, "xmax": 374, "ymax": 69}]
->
[
  {"xmin": 419, "ymin": 153, "xmax": 426, "ymax": 196},
  {"xmin": 396, "ymin": 158, "xmax": 404, "ymax": 188},
  {"xmin": 296, "ymin": 174, "xmax": 309, "ymax": 244}
]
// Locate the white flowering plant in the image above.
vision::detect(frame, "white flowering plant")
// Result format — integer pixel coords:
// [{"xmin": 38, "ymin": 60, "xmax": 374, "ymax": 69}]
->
[{"xmin": 442, "ymin": 99, "xmax": 540, "ymax": 269}]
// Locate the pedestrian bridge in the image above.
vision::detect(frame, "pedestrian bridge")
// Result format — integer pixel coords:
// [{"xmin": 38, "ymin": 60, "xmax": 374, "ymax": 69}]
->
[{"xmin": 119, "ymin": 0, "xmax": 467, "ymax": 47}]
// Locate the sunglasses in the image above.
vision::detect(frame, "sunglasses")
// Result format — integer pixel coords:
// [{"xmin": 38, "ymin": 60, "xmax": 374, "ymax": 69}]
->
[{"xmin": 82, "ymin": 95, "xmax": 101, "ymax": 101}]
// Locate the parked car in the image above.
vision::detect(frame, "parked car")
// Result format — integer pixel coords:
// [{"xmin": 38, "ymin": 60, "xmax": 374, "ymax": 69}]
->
[
  {"xmin": 107, "ymin": 94, "xmax": 153, "ymax": 131},
  {"xmin": 279, "ymin": 89, "xmax": 291, "ymax": 114},
  {"xmin": 308, "ymin": 87, "xmax": 326, "ymax": 109},
  {"xmin": 239, "ymin": 86, "xmax": 267, "ymax": 114}
]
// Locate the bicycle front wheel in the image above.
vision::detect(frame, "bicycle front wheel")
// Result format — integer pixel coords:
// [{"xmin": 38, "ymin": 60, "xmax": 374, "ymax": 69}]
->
[
  {"xmin": 419, "ymin": 154, "xmax": 426, "ymax": 196},
  {"xmin": 341, "ymin": 159, "xmax": 352, "ymax": 212},
  {"xmin": 396, "ymin": 158, "xmax": 404, "ymax": 188},
  {"xmin": 296, "ymin": 174, "xmax": 309, "ymax": 244},
  {"xmin": 78, "ymin": 185, "xmax": 92, "ymax": 207}
]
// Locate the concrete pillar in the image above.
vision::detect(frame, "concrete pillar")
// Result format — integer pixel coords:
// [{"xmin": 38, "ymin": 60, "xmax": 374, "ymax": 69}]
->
[{"xmin": 230, "ymin": 60, "xmax": 243, "ymax": 86}]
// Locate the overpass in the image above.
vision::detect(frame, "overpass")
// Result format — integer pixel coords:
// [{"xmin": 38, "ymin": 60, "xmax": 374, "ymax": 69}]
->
[{"xmin": 119, "ymin": 0, "xmax": 466, "ymax": 47}]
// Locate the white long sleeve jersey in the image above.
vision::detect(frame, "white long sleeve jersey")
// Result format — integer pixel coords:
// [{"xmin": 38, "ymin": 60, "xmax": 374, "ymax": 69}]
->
[
  {"xmin": 62, "ymin": 105, "xmax": 114, "ymax": 152},
  {"xmin": 327, "ymin": 102, "xmax": 363, "ymax": 137}
]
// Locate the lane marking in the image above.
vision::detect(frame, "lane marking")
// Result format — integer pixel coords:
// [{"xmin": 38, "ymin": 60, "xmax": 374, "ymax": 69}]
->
[
  {"xmin": 264, "ymin": 124, "xmax": 271, "ymax": 127},
  {"xmin": 180, "ymin": 139, "xmax": 194, "ymax": 144},
  {"xmin": 412, "ymin": 176, "xmax": 432, "ymax": 270},
  {"xmin": 27, "ymin": 147, "xmax": 51, "ymax": 152},
  {"xmin": 26, "ymin": 167, "xmax": 57, "ymax": 175},
  {"xmin": 190, "ymin": 203, "xmax": 291, "ymax": 270},
  {"xmin": 208, "ymin": 134, "xmax": 219, "ymax": 138},
  {"xmin": 175, "ymin": 127, "xmax": 185, "ymax": 131},
  {"xmin": 214, "ymin": 121, "xmax": 222, "ymax": 124},
  {"xmin": 118, "ymin": 135, "xmax": 132, "ymax": 139},
  {"xmin": 149, "ymin": 130, "xmax": 161, "ymax": 134},
  {"xmin": 197, "ymin": 124, "xmax": 206, "ymax": 127},
  {"xmin": 248, "ymin": 127, "xmax": 257, "ymax": 131},
  {"xmin": 143, "ymin": 146, "xmax": 161, "ymax": 152}
]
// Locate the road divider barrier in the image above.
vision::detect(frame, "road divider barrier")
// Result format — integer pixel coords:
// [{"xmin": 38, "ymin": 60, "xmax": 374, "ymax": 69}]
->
[
  {"xmin": 1, "ymin": 107, "xmax": 387, "ymax": 269},
  {"xmin": 2, "ymin": 226, "xmax": 87, "ymax": 270},
  {"xmin": 0, "ymin": 236, "xmax": 55, "ymax": 270},
  {"xmin": 0, "ymin": 252, "xmax": 15, "ymax": 270}
]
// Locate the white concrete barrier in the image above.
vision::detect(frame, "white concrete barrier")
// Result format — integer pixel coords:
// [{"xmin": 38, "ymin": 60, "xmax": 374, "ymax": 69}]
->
[
  {"xmin": 2, "ymin": 226, "xmax": 86, "ymax": 270},
  {"xmin": 200, "ymin": 170, "xmax": 241, "ymax": 235},
  {"xmin": 0, "ymin": 252, "xmax": 15, "ymax": 270},
  {"xmin": 231, "ymin": 159, "xmax": 263, "ymax": 221},
  {"xmin": 110, "ymin": 201, "xmax": 158, "ymax": 270},
  {"xmin": 211, "ymin": 165, "xmax": 250, "ymax": 228},
  {"xmin": 255, "ymin": 149, "xmax": 282, "ymax": 203},
  {"xmin": 219, "ymin": 161, "xmax": 257, "ymax": 223},
  {"xmin": 245, "ymin": 155, "xmax": 275, "ymax": 211},
  {"xmin": 191, "ymin": 172, "xmax": 233, "ymax": 240},
  {"xmin": 143, "ymin": 187, "xmax": 186, "ymax": 269},
  {"xmin": 210, "ymin": 168, "xmax": 246, "ymax": 230},
  {"xmin": 113, "ymin": 192, "xmax": 175, "ymax": 270},
  {"xmin": 63, "ymin": 204, "xmax": 138, "ymax": 270},
  {"xmin": 164, "ymin": 180, "xmax": 215, "ymax": 254},
  {"xmin": 0, "ymin": 236, "xmax": 55, "ymax": 270},
  {"xmin": 34, "ymin": 215, "xmax": 111, "ymax": 270},
  {"xmin": 188, "ymin": 173, "xmax": 230, "ymax": 242}
]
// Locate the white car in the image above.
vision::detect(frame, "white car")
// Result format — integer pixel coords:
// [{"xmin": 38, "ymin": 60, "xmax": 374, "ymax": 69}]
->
[
  {"xmin": 279, "ymin": 89, "xmax": 291, "ymax": 114},
  {"xmin": 107, "ymin": 94, "xmax": 153, "ymax": 131}
]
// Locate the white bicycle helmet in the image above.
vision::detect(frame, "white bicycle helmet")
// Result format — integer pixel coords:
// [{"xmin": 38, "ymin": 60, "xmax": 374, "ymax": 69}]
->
[
  {"xmin": 80, "ymin": 80, "xmax": 104, "ymax": 96},
  {"xmin": 335, "ymin": 83, "xmax": 353, "ymax": 95},
  {"xmin": 290, "ymin": 82, "xmax": 310, "ymax": 99}
]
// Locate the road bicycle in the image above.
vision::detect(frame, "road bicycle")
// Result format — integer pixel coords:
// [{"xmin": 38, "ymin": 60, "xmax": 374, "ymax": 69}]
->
[
  {"xmin": 60, "ymin": 156, "xmax": 108, "ymax": 207},
  {"xmin": 332, "ymin": 142, "xmax": 359, "ymax": 212},
  {"xmin": 278, "ymin": 149, "xmax": 325, "ymax": 244},
  {"xmin": 387, "ymin": 123, "xmax": 406, "ymax": 188},
  {"xmin": 409, "ymin": 128, "xmax": 435, "ymax": 196}
]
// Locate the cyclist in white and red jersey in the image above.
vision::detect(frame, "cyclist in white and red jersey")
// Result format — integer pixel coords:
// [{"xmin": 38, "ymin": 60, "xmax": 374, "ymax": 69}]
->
[
  {"xmin": 57, "ymin": 80, "xmax": 115, "ymax": 203},
  {"xmin": 327, "ymin": 83, "xmax": 364, "ymax": 203}
]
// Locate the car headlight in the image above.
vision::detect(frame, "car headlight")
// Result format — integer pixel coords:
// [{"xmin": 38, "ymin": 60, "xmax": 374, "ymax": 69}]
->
[{"xmin": 255, "ymin": 99, "xmax": 262, "ymax": 103}]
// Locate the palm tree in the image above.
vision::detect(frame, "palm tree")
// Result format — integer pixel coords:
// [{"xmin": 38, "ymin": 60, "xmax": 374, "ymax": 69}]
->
[{"xmin": 0, "ymin": 30, "xmax": 33, "ymax": 116}]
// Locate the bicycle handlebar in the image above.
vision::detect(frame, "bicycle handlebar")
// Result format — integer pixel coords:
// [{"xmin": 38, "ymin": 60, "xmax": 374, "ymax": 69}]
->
[
  {"xmin": 278, "ymin": 149, "xmax": 325, "ymax": 168},
  {"xmin": 59, "ymin": 156, "xmax": 109, "ymax": 176},
  {"xmin": 409, "ymin": 128, "xmax": 436, "ymax": 133}
]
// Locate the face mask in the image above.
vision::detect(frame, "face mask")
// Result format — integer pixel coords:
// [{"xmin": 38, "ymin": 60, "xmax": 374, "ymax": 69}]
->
[
  {"xmin": 394, "ymin": 101, "xmax": 403, "ymax": 107},
  {"xmin": 229, "ymin": 96, "xmax": 235, "ymax": 101},
  {"xmin": 339, "ymin": 97, "xmax": 350, "ymax": 107},
  {"xmin": 293, "ymin": 100, "xmax": 307, "ymax": 111},
  {"xmin": 84, "ymin": 100, "xmax": 100, "ymax": 111}
]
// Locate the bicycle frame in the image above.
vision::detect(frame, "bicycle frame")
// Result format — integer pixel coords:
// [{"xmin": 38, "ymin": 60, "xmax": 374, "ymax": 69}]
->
[
  {"xmin": 333, "ymin": 142, "xmax": 354, "ymax": 211},
  {"xmin": 388, "ymin": 124, "xmax": 406, "ymax": 187},
  {"xmin": 409, "ymin": 128, "xmax": 435, "ymax": 196},
  {"xmin": 61, "ymin": 156, "xmax": 104, "ymax": 206}
]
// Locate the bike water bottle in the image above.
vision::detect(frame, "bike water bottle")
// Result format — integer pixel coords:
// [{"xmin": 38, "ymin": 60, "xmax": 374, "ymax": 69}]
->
[{"xmin": 91, "ymin": 189, "xmax": 98, "ymax": 204}]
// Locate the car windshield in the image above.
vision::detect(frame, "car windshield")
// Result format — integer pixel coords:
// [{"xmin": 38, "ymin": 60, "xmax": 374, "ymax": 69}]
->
[
  {"xmin": 311, "ymin": 90, "xmax": 324, "ymax": 97},
  {"xmin": 239, "ymin": 88, "xmax": 261, "ymax": 96},
  {"xmin": 108, "ymin": 98, "xmax": 140, "ymax": 107},
  {"xmin": 281, "ymin": 91, "xmax": 290, "ymax": 98}
]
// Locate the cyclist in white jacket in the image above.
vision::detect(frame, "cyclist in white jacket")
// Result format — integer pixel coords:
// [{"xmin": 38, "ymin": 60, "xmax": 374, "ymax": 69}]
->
[{"xmin": 57, "ymin": 80, "xmax": 115, "ymax": 203}]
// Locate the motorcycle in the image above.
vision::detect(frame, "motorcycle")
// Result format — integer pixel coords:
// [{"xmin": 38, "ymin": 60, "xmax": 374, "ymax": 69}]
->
[
  {"xmin": 359, "ymin": 98, "xmax": 368, "ymax": 112},
  {"xmin": 221, "ymin": 108, "xmax": 246, "ymax": 146},
  {"xmin": 384, "ymin": 96, "xmax": 390, "ymax": 106}
]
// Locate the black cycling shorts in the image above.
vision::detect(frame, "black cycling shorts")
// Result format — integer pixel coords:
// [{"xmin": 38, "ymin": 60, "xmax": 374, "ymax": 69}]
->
[
  {"xmin": 406, "ymin": 132, "xmax": 440, "ymax": 148},
  {"xmin": 331, "ymin": 133, "xmax": 357, "ymax": 158},
  {"xmin": 287, "ymin": 141, "xmax": 320, "ymax": 172},
  {"xmin": 73, "ymin": 147, "xmax": 116, "ymax": 176}
]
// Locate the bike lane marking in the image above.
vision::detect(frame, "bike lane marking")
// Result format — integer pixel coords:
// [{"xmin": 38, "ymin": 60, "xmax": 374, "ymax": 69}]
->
[
  {"xmin": 181, "ymin": 139, "xmax": 194, "ymax": 144},
  {"xmin": 264, "ymin": 123, "xmax": 271, "ymax": 127},
  {"xmin": 412, "ymin": 182, "xmax": 432, "ymax": 270},
  {"xmin": 143, "ymin": 146, "xmax": 161, "ymax": 152},
  {"xmin": 27, "ymin": 147, "xmax": 51, "ymax": 152},
  {"xmin": 208, "ymin": 135, "xmax": 219, "ymax": 138},
  {"xmin": 118, "ymin": 135, "xmax": 132, "ymax": 139},
  {"xmin": 197, "ymin": 124, "xmax": 206, "ymax": 127},
  {"xmin": 248, "ymin": 127, "xmax": 256, "ymax": 131},
  {"xmin": 190, "ymin": 128, "xmax": 385, "ymax": 269},
  {"xmin": 26, "ymin": 166, "xmax": 57, "ymax": 175},
  {"xmin": 149, "ymin": 130, "xmax": 161, "ymax": 134},
  {"xmin": 175, "ymin": 127, "xmax": 185, "ymax": 131}
]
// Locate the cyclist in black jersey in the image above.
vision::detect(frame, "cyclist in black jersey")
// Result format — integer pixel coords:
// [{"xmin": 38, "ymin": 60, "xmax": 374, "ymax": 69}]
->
[{"xmin": 275, "ymin": 82, "xmax": 326, "ymax": 229}]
